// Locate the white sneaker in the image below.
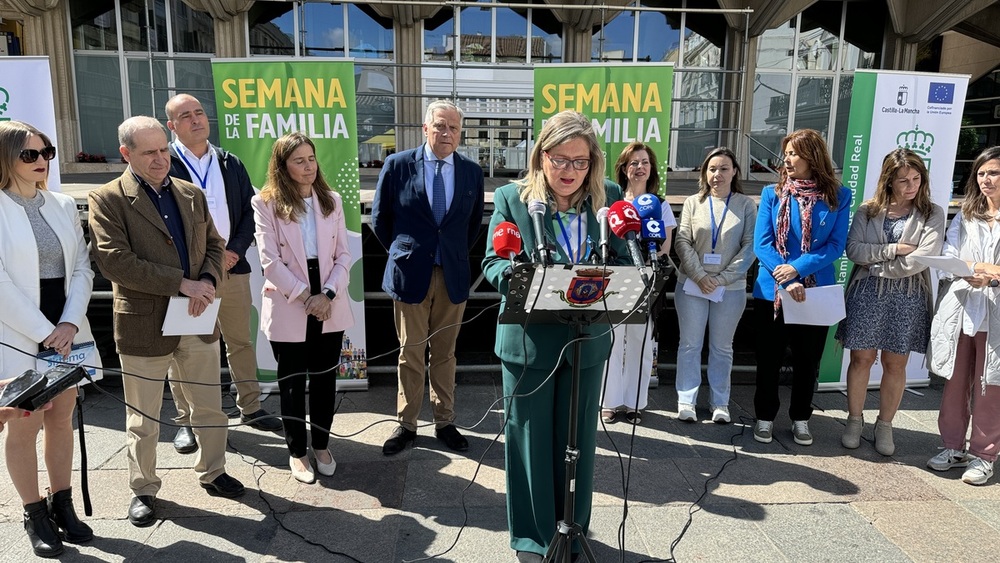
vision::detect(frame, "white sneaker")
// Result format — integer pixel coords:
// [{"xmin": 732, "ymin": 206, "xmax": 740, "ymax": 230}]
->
[
  {"xmin": 711, "ymin": 406, "xmax": 731, "ymax": 424},
  {"xmin": 753, "ymin": 420, "xmax": 773, "ymax": 443},
  {"xmin": 927, "ymin": 448, "xmax": 973, "ymax": 471},
  {"xmin": 677, "ymin": 403, "xmax": 697, "ymax": 422},
  {"xmin": 962, "ymin": 457, "xmax": 994, "ymax": 485},
  {"xmin": 791, "ymin": 420, "xmax": 813, "ymax": 446}
]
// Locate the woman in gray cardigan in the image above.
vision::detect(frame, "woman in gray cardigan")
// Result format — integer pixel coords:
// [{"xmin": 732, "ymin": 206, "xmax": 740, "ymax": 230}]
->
[
  {"xmin": 836, "ymin": 149, "xmax": 944, "ymax": 455},
  {"xmin": 674, "ymin": 147, "xmax": 756, "ymax": 423}
]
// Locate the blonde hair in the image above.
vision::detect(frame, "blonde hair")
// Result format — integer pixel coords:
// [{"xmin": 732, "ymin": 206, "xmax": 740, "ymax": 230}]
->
[
  {"xmin": 261, "ymin": 132, "xmax": 336, "ymax": 222},
  {"xmin": 777, "ymin": 129, "xmax": 840, "ymax": 206},
  {"xmin": 864, "ymin": 148, "xmax": 933, "ymax": 219},
  {"xmin": 517, "ymin": 110, "xmax": 606, "ymax": 211},
  {"xmin": 0, "ymin": 120, "xmax": 53, "ymax": 191},
  {"xmin": 961, "ymin": 146, "xmax": 1000, "ymax": 221}
]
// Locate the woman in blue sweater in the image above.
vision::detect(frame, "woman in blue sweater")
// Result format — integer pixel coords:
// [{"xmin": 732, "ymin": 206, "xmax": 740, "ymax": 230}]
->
[{"xmin": 752, "ymin": 129, "xmax": 852, "ymax": 446}]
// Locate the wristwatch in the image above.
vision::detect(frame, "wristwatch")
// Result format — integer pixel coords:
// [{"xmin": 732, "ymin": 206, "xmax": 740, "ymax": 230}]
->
[
  {"xmin": 990, "ymin": 279, "xmax": 999, "ymax": 288},
  {"xmin": 324, "ymin": 288, "xmax": 336, "ymax": 300}
]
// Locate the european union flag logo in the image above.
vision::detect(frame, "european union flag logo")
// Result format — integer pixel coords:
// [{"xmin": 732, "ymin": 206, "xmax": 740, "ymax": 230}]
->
[{"xmin": 928, "ymin": 82, "xmax": 955, "ymax": 104}]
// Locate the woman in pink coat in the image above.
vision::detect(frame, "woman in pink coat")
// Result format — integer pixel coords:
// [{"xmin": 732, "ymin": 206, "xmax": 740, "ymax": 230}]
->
[{"xmin": 252, "ymin": 132, "xmax": 354, "ymax": 484}]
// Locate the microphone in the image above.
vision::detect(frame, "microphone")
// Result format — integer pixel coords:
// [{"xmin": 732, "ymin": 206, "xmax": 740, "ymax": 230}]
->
[
  {"xmin": 634, "ymin": 193, "xmax": 665, "ymax": 274},
  {"xmin": 641, "ymin": 217, "xmax": 665, "ymax": 272},
  {"xmin": 633, "ymin": 192, "xmax": 662, "ymax": 221},
  {"xmin": 492, "ymin": 221, "xmax": 523, "ymax": 278},
  {"xmin": 596, "ymin": 207, "xmax": 610, "ymax": 265},
  {"xmin": 607, "ymin": 200, "xmax": 649, "ymax": 285},
  {"xmin": 527, "ymin": 200, "xmax": 551, "ymax": 265}
]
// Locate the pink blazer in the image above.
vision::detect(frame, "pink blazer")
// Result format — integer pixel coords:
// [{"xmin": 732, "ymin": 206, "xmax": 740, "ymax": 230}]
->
[{"xmin": 252, "ymin": 190, "xmax": 354, "ymax": 342}]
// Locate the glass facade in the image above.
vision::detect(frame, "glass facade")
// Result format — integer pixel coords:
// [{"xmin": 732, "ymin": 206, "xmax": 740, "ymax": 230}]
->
[
  {"xmin": 750, "ymin": 0, "xmax": 887, "ymax": 172},
  {"xmin": 70, "ymin": 0, "xmax": 215, "ymax": 159}
]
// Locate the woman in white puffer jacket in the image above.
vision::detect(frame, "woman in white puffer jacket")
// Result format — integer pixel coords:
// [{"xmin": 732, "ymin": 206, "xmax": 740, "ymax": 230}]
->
[{"xmin": 927, "ymin": 145, "xmax": 1000, "ymax": 486}]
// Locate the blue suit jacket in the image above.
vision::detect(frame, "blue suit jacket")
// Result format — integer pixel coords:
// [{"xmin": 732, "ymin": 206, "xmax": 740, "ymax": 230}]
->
[
  {"xmin": 371, "ymin": 144, "xmax": 485, "ymax": 304},
  {"xmin": 752, "ymin": 184, "xmax": 853, "ymax": 301}
]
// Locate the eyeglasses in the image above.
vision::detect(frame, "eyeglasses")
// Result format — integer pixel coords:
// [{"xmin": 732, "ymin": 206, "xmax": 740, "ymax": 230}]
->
[
  {"xmin": 545, "ymin": 152, "xmax": 590, "ymax": 171},
  {"xmin": 627, "ymin": 160, "xmax": 651, "ymax": 168},
  {"xmin": 18, "ymin": 146, "xmax": 57, "ymax": 164}
]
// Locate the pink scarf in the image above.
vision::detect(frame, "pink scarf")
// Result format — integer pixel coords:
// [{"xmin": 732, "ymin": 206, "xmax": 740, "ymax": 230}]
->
[{"xmin": 774, "ymin": 178, "xmax": 823, "ymax": 318}]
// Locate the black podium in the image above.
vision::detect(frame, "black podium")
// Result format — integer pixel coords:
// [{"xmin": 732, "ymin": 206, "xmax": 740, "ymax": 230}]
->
[{"xmin": 499, "ymin": 262, "xmax": 667, "ymax": 562}]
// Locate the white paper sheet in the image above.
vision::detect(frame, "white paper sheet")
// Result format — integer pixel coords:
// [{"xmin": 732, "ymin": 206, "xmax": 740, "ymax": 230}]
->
[
  {"xmin": 912, "ymin": 255, "xmax": 974, "ymax": 277},
  {"xmin": 682, "ymin": 277, "xmax": 726, "ymax": 303},
  {"xmin": 162, "ymin": 297, "xmax": 221, "ymax": 336},
  {"xmin": 778, "ymin": 285, "xmax": 845, "ymax": 326}
]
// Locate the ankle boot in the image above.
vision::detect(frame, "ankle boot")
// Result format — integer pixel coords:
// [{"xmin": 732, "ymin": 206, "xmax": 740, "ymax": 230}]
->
[
  {"xmin": 842, "ymin": 415, "xmax": 864, "ymax": 449},
  {"xmin": 874, "ymin": 418, "xmax": 895, "ymax": 456},
  {"xmin": 24, "ymin": 498, "xmax": 63, "ymax": 558},
  {"xmin": 48, "ymin": 487, "xmax": 93, "ymax": 543}
]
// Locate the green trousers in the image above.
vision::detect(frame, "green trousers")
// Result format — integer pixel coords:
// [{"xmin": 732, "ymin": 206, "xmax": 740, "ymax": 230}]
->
[{"xmin": 502, "ymin": 359, "xmax": 603, "ymax": 555}]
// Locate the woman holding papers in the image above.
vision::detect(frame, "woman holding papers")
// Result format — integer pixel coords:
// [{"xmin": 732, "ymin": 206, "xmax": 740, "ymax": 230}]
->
[
  {"xmin": 674, "ymin": 147, "xmax": 756, "ymax": 424},
  {"xmin": 252, "ymin": 132, "xmax": 354, "ymax": 485},
  {"xmin": 836, "ymin": 149, "xmax": 944, "ymax": 455},
  {"xmin": 927, "ymin": 146, "xmax": 1000, "ymax": 486},
  {"xmin": 482, "ymin": 110, "xmax": 628, "ymax": 562},
  {"xmin": 600, "ymin": 142, "xmax": 675, "ymax": 425},
  {"xmin": 752, "ymin": 129, "xmax": 852, "ymax": 446},
  {"xmin": 0, "ymin": 121, "xmax": 95, "ymax": 556}
]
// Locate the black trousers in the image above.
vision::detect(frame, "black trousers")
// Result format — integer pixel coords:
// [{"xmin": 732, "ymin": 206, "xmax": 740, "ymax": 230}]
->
[
  {"xmin": 269, "ymin": 259, "xmax": 344, "ymax": 458},
  {"xmin": 752, "ymin": 298, "xmax": 828, "ymax": 422}
]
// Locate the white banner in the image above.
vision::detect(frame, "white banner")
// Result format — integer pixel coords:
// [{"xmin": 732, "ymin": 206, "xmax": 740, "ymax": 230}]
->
[
  {"xmin": 0, "ymin": 56, "xmax": 61, "ymax": 191},
  {"xmin": 823, "ymin": 70, "xmax": 969, "ymax": 390}
]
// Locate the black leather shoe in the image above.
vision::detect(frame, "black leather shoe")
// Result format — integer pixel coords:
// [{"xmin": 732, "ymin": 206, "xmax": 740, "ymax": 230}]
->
[
  {"xmin": 128, "ymin": 496, "xmax": 156, "ymax": 528},
  {"xmin": 173, "ymin": 426, "xmax": 198, "ymax": 454},
  {"xmin": 48, "ymin": 487, "xmax": 93, "ymax": 543},
  {"xmin": 24, "ymin": 499, "xmax": 63, "ymax": 557},
  {"xmin": 200, "ymin": 473, "xmax": 246, "ymax": 498},
  {"xmin": 382, "ymin": 426, "xmax": 417, "ymax": 456},
  {"xmin": 241, "ymin": 408, "xmax": 283, "ymax": 432},
  {"xmin": 435, "ymin": 424, "xmax": 469, "ymax": 452}
]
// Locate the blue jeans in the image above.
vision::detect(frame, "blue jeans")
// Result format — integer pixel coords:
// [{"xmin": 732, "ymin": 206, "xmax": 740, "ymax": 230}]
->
[{"xmin": 674, "ymin": 284, "xmax": 746, "ymax": 408}]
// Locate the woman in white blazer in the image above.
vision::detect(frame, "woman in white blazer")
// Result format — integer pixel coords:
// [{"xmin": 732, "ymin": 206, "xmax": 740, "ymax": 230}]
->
[
  {"xmin": 0, "ymin": 121, "xmax": 95, "ymax": 556},
  {"xmin": 252, "ymin": 132, "xmax": 354, "ymax": 485}
]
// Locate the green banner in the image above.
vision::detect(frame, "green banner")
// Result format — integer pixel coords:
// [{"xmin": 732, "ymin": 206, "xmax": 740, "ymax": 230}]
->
[
  {"xmin": 533, "ymin": 64, "xmax": 673, "ymax": 192},
  {"xmin": 818, "ymin": 71, "xmax": 878, "ymax": 384},
  {"xmin": 211, "ymin": 59, "xmax": 367, "ymax": 384}
]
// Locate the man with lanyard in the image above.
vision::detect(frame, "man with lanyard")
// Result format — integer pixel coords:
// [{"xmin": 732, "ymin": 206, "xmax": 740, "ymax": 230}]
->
[{"xmin": 164, "ymin": 94, "xmax": 282, "ymax": 456}]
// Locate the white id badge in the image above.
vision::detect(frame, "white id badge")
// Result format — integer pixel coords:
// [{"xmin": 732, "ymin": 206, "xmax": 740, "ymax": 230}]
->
[
  {"xmin": 207, "ymin": 197, "xmax": 218, "ymax": 210},
  {"xmin": 703, "ymin": 253, "xmax": 722, "ymax": 265}
]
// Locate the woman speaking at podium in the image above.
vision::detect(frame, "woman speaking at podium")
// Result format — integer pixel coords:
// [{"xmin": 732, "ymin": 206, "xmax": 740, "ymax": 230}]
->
[{"xmin": 482, "ymin": 110, "xmax": 627, "ymax": 562}]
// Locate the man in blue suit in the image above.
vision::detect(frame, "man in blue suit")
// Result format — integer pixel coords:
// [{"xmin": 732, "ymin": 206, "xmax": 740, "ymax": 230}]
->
[{"xmin": 371, "ymin": 100, "xmax": 485, "ymax": 455}]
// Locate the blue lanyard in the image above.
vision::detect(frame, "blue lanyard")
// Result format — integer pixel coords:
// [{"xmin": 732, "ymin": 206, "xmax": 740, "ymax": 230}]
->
[
  {"xmin": 174, "ymin": 142, "xmax": 212, "ymax": 190},
  {"xmin": 709, "ymin": 192, "xmax": 732, "ymax": 253},
  {"xmin": 554, "ymin": 210, "xmax": 583, "ymax": 264}
]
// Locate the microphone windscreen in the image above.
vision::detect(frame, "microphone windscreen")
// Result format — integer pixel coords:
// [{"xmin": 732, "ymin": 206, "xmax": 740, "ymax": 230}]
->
[
  {"xmin": 596, "ymin": 206, "xmax": 609, "ymax": 222},
  {"xmin": 528, "ymin": 200, "xmax": 547, "ymax": 216},
  {"xmin": 634, "ymin": 193, "xmax": 663, "ymax": 220},
  {"xmin": 642, "ymin": 217, "xmax": 666, "ymax": 242},
  {"xmin": 492, "ymin": 221, "xmax": 523, "ymax": 256},
  {"xmin": 608, "ymin": 200, "xmax": 642, "ymax": 238}
]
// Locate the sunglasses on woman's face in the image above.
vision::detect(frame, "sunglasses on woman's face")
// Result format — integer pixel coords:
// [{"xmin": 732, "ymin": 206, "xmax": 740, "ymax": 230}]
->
[{"xmin": 19, "ymin": 146, "xmax": 57, "ymax": 164}]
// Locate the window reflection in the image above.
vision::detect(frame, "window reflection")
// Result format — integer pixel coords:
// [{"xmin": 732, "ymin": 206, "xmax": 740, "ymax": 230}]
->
[
  {"xmin": 750, "ymin": 73, "xmax": 791, "ymax": 172},
  {"xmin": 638, "ymin": 6, "xmax": 680, "ymax": 63},
  {"xmin": 303, "ymin": 3, "xmax": 345, "ymax": 57},
  {"xmin": 424, "ymin": 7, "xmax": 455, "ymax": 61},
  {"xmin": 842, "ymin": 1, "xmax": 884, "ymax": 70},
  {"xmin": 348, "ymin": 5, "xmax": 393, "ymax": 60},
  {"xmin": 172, "ymin": 1, "xmax": 214, "ymax": 54},
  {"xmin": 460, "ymin": 2, "xmax": 492, "ymax": 62},
  {"xmin": 593, "ymin": 10, "xmax": 634, "ymax": 62},
  {"xmin": 70, "ymin": 0, "xmax": 117, "ymax": 51},
  {"xmin": 496, "ymin": 7, "xmax": 530, "ymax": 63},
  {"xmin": 798, "ymin": 2, "xmax": 841, "ymax": 71},
  {"xmin": 530, "ymin": 9, "xmax": 561, "ymax": 63},
  {"xmin": 250, "ymin": 1, "xmax": 295, "ymax": 56},
  {"xmin": 757, "ymin": 20, "xmax": 794, "ymax": 70}
]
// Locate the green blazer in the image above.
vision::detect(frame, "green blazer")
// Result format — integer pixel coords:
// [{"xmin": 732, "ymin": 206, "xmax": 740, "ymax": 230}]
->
[{"xmin": 482, "ymin": 180, "xmax": 629, "ymax": 371}]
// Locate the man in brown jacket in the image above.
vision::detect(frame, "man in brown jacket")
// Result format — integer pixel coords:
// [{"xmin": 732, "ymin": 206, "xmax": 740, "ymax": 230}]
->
[{"xmin": 88, "ymin": 116, "xmax": 245, "ymax": 528}]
